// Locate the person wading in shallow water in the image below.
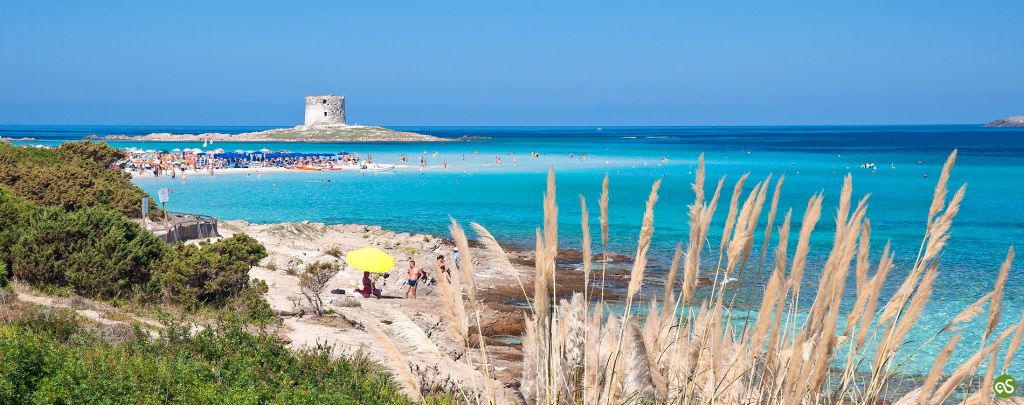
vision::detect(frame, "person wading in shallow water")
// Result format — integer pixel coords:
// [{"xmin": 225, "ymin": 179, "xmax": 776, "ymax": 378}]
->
[{"xmin": 405, "ymin": 260, "xmax": 423, "ymax": 299}]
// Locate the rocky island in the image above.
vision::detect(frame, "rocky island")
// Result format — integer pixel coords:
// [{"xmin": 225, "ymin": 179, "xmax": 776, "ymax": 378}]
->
[
  {"xmin": 93, "ymin": 125, "xmax": 447, "ymax": 143},
  {"xmin": 94, "ymin": 94, "xmax": 451, "ymax": 142},
  {"xmin": 984, "ymin": 115, "xmax": 1024, "ymax": 127}
]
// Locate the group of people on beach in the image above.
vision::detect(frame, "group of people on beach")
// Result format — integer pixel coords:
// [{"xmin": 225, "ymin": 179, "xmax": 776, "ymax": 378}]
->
[
  {"xmin": 121, "ymin": 149, "xmax": 362, "ymax": 177},
  {"xmin": 401, "ymin": 250, "xmax": 457, "ymax": 299},
  {"xmin": 352, "ymin": 248, "xmax": 460, "ymax": 300}
]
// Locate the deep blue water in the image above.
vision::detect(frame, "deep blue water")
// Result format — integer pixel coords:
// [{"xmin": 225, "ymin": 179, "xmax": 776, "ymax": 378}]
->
[{"xmin": 5, "ymin": 124, "xmax": 1024, "ymax": 374}]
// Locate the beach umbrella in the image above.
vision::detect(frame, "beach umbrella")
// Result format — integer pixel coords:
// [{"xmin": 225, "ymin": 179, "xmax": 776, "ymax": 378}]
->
[
  {"xmin": 171, "ymin": 148, "xmax": 181, "ymax": 152},
  {"xmin": 259, "ymin": 148, "xmax": 271, "ymax": 153},
  {"xmin": 344, "ymin": 247, "xmax": 395, "ymax": 273}
]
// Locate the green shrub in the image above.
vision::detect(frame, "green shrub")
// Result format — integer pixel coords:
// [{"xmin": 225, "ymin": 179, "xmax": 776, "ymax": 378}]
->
[
  {"xmin": 299, "ymin": 261, "xmax": 340, "ymax": 316},
  {"xmin": 0, "ymin": 188, "xmax": 37, "ymax": 268},
  {"xmin": 205, "ymin": 233, "xmax": 267, "ymax": 266},
  {"xmin": 9, "ymin": 207, "xmax": 68, "ymax": 287},
  {"xmin": 0, "ymin": 262, "xmax": 7, "ymax": 288},
  {"xmin": 10, "ymin": 207, "xmax": 165, "ymax": 299},
  {"xmin": 57, "ymin": 140, "xmax": 126, "ymax": 168},
  {"xmin": 226, "ymin": 279, "xmax": 277, "ymax": 324},
  {"xmin": 0, "ymin": 142, "xmax": 156, "ymax": 218},
  {"xmin": 0, "ymin": 306, "xmax": 427, "ymax": 404},
  {"xmin": 156, "ymin": 233, "xmax": 267, "ymax": 309},
  {"xmin": 324, "ymin": 245, "xmax": 344, "ymax": 258}
]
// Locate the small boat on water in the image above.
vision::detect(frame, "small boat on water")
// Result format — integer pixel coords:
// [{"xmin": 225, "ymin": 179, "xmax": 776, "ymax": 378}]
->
[{"xmin": 285, "ymin": 165, "xmax": 324, "ymax": 171}]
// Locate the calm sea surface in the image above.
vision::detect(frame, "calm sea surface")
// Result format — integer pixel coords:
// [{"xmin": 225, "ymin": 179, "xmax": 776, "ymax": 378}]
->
[{"xmin": 6, "ymin": 124, "xmax": 1024, "ymax": 374}]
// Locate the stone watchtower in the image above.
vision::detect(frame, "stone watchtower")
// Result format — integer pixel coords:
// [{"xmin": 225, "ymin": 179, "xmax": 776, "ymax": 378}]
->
[{"xmin": 304, "ymin": 95, "xmax": 346, "ymax": 127}]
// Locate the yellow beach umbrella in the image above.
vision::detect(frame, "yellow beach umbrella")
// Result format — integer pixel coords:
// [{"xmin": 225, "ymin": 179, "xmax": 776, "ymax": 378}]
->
[{"xmin": 345, "ymin": 247, "xmax": 395, "ymax": 273}]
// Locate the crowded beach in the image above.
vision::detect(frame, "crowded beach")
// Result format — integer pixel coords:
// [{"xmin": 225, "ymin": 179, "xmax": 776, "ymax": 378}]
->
[{"xmin": 119, "ymin": 147, "xmax": 395, "ymax": 177}]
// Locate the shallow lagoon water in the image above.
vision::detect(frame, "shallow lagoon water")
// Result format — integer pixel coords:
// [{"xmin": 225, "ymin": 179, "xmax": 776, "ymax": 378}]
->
[{"xmin": 8, "ymin": 124, "xmax": 1024, "ymax": 374}]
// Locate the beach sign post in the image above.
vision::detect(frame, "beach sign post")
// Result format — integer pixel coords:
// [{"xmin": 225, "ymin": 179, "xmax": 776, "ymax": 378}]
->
[
  {"xmin": 142, "ymin": 197, "xmax": 149, "ymax": 229},
  {"xmin": 158, "ymin": 188, "xmax": 170, "ymax": 226}
]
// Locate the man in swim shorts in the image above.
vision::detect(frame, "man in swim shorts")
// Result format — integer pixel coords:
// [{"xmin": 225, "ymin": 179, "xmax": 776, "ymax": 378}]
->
[{"xmin": 405, "ymin": 260, "xmax": 423, "ymax": 299}]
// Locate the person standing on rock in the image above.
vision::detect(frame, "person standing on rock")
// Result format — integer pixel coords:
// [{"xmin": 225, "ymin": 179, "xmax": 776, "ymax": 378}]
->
[
  {"xmin": 405, "ymin": 260, "xmax": 423, "ymax": 299},
  {"xmin": 436, "ymin": 255, "xmax": 451, "ymax": 284},
  {"xmin": 453, "ymin": 248, "xmax": 461, "ymax": 271}
]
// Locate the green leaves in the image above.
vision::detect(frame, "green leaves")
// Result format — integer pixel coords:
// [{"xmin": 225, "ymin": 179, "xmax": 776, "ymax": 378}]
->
[
  {"xmin": 155, "ymin": 233, "xmax": 268, "ymax": 312},
  {"xmin": 0, "ymin": 308, "xmax": 423, "ymax": 404},
  {"xmin": 0, "ymin": 142, "xmax": 154, "ymax": 218},
  {"xmin": 10, "ymin": 206, "xmax": 165, "ymax": 299}
]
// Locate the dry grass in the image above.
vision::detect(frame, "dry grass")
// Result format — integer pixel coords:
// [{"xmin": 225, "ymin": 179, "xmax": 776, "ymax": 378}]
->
[{"xmin": 433, "ymin": 150, "xmax": 1021, "ymax": 404}]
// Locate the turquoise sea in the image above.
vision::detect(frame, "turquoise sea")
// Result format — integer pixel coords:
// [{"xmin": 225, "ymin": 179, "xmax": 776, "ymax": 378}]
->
[{"xmin": 6, "ymin": 124, "xmax": 1024, "ymax": 374}]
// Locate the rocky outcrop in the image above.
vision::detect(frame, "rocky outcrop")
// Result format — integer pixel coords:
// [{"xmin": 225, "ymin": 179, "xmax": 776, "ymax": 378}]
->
[
  {"xmin": 475, "ymin": 304, "xmax": 526, "ymax": 336},
  {"xmin": 985, "ymin": 116, "xmax": 1024, "ymax": 127}
]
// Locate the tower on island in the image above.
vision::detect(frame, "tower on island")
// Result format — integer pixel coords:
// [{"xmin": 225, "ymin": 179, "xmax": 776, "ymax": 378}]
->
[{"xmin": 304, "ymin": 95, "xmax": 346, "ymax": 127}]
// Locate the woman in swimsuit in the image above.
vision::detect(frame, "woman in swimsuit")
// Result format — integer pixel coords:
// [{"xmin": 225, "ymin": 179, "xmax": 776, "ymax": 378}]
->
[{"xmin": 437, "ymin": 255, "xmax": 451, "ymax": 284}]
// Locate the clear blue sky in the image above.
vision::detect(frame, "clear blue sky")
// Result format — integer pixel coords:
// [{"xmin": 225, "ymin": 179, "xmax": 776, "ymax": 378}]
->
[{"xmin": 1, "ymin": 0, "xmax": 1021, "ymax": 126}]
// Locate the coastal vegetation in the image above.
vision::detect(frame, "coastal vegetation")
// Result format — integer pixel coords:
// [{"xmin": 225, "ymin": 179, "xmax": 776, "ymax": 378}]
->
[
  {"xmin": 11, "ymin": 205, "xmax": 164, "ymax": 299},
  {"xmin": 0, "ymin": 142, "xmax": 156, "ymax": 218},
  {"xmin": 298, "ymin": 261, "xmax": 341, "ymax": 316},
  {"xmin": 0, "ymin": 184, "xmax": 270, "ymax": 321},
  {"xmin": 155, "ymin": 234, "xmax": 274, "ymax": 322},
  {"xmin": 0, "ymin": 141, "xmax": 434, "ymax": 404},
  {"xmin": 0, "ymin": 301, "xmax": 428, "ymax": 404}
]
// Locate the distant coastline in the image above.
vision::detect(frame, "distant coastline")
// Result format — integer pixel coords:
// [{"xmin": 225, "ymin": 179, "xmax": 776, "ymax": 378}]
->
[
  {"xmin": 0, "ymin": 136, "xmax": 36, "ymax": 142},
  {"xmin": 984, "ymin": 116, "xmax": 1024, "ymax": 127},
  {"xmin": 89, "ymin": 125, "xmax": 449, "ymax": 143}
]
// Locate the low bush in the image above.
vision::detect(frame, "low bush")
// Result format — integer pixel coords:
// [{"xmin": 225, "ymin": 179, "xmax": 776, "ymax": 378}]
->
[
  {"xmin": 324, "ymin": 245, "xmax": 345, "ymax": 258},
  {"xmin": 0, "ymin": 303, "xmax": 430, "ymax": 404},
  {"xmin": 299, "ymin": 261, "xmax": 340, "ymax": 316},
  {"xmin": 0, "ymin": 188, "xmax": 36, "ymax": 269},
  {"xmin": 10, "ymin": 206, "xmax": 165, "ymax": 299},
  {"xmin": 156, "ymin": 234, "xmax": 267, "ymax": 309},
  {"xmin": 226, "ymin": 279, "xmax": 276, "ymax": 324},
  {"xmin": 0, "ymin": 142, "xmax": 156, "ymax": 218},
  {"xmin": 56, "ymin": 140, "xmax": 126, "ymax": 168}
]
